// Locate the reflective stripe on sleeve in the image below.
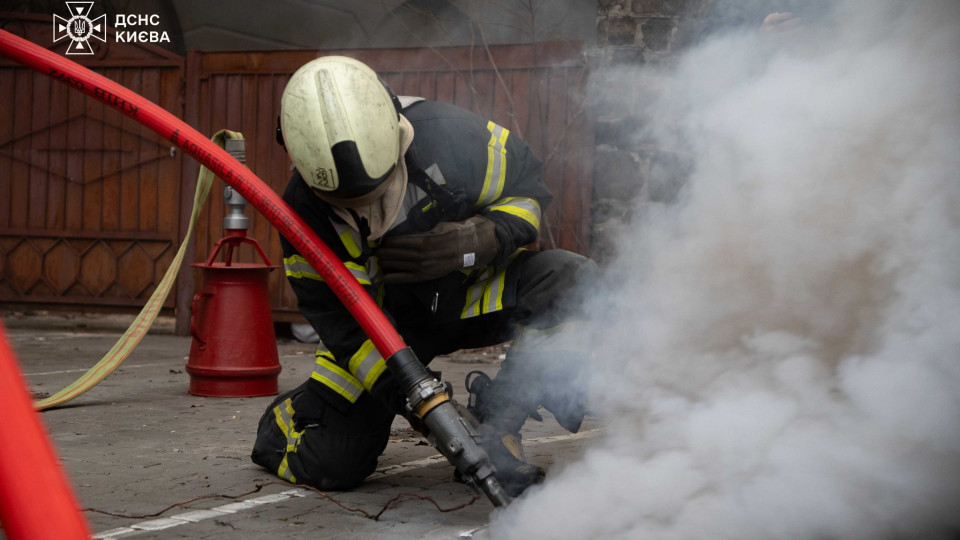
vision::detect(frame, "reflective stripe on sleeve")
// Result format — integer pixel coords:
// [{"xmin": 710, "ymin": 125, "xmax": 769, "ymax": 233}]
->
[
  {"xmin": 284, "ymin": 255, "xmax": 372, "ymax": 285},
  {"xmin": 310, "ymin": 348, "xmax": 364, "ymax": 403},
  {"xmin": 486, "ymin": 196, "xmax": 541, "ymax": 230},
  {"xmin": 284, "ymin": 255, "xmax": 322, "ymax": 281},
  {"xmin": 348, "ymin": 339, "xmax": 387, "ymax": 391},
  {"xmin": 477, "ymin": 121, "xmax": 509, "ymax": 207},
  {"xmin": 344, "ymin": 261, "xmax": 372, "ymax": 285}
]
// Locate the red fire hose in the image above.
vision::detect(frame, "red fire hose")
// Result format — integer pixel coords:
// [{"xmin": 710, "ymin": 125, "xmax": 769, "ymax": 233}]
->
[{"xmin": 0, "ymin": 321, "xmax": 91, "ymax": 539}]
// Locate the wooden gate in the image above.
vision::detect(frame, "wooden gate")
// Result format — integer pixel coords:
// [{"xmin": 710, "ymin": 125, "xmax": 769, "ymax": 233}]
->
[
  {"xmin": 0, "ymin": 22, "xmax": 593, "ymax": 327},
  {"xmin": 187, "ymin": 42, "xmax": 594, "ymax": 323},
  {"xmin": 0, "ymin": 15, "xmax": 185, "ymax": 312}
]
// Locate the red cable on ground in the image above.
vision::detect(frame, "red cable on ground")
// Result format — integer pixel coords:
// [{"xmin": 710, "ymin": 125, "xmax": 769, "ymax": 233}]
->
[
  {"xmin": 0, "ymin": 321, "xmax": 92, "ymax": 539},
  {"xmin": 0, "ymin": 29, "xmax": 406, "ymax": 358}
]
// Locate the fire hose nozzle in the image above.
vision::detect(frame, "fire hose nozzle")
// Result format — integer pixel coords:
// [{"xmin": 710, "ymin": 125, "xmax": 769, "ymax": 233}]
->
[
  {"xmin": 388, "ymin": 347, "xmax": 512, "ymax": 508},
  {"xmin": 420, "ymin": 400, "xmax": 512, "ymax": 508},
  {"xmin": 409, "ymin": 380, "xmax": 512, "ymax": 507}
]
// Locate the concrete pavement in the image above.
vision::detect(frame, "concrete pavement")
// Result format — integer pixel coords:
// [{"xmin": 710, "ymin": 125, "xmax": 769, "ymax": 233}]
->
[{"xmin": 1, "ymin": 311, "xmax": 599, "ymax": 539}]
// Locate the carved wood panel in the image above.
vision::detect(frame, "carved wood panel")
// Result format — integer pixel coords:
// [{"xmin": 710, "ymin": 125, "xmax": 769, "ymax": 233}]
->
[{"xmin": 0, "ymin": 14, "xmax": 185, "ymax": 310}]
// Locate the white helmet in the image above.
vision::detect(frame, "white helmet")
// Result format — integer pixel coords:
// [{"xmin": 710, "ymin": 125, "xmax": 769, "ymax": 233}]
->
[{"xmin": 280, "ymin": 56, "xmax": 401, "ymax": 205}]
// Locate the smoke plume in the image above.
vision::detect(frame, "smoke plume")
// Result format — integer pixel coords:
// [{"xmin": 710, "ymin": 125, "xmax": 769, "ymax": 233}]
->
[{"xmin": 492, "ymin": 0, "xmax": 960, "ymax": 538}]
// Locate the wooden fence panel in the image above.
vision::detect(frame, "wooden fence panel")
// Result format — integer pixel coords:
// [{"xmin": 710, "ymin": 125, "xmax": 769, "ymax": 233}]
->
[{"xmin": 0, "ymin": 14, "xmax": 185, "ymax": 311}]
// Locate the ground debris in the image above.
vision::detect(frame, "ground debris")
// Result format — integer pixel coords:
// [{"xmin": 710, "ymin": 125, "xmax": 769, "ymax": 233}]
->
[{"xmin": 445, "ymin": 343, "xmax": 510, "ymax": 364}]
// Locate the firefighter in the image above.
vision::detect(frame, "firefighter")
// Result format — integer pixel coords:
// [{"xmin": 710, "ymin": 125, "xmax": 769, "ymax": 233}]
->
[{"xmin": 251, "ymin": 56, "xmax": 596, "ymax": 497}]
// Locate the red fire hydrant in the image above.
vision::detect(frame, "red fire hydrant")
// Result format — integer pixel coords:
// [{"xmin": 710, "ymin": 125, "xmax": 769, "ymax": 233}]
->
[{"xmin": 185, "ymin": 137, "xmax": 281, "ymax": 397}]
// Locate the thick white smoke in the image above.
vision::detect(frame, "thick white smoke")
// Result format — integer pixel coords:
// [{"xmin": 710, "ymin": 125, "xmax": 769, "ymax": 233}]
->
[{"xmin": 492, "ymin": 0, "xmax": 960, "ymax": 538}]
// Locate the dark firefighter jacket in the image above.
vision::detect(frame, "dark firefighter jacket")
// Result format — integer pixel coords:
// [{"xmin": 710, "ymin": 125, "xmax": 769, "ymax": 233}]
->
[{"xmin": 279, "ymin": 100, "xmax": 552, "ymax": 411}]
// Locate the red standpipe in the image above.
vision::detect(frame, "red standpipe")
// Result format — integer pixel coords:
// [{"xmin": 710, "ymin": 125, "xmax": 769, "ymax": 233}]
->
[
  {"xmin": 0, "ymin": 29, "xmax": 405, "ymax": 359},
  {"xmin": 0, "ymin": 321, "xmax": 92, "ymax": 539},
  {"xmin": 186, "ymin": 231, "xmax": 282, "ymax": 397}
]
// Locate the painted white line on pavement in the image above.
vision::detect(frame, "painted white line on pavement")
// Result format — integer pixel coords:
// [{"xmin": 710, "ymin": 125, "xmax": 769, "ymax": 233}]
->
[
  {"xmin": 92, "ymin": 429, "xmax": 603, "ymax": 538},
  {"xmin": 92, "ymin": 489, "xmax": 306, "ymax": 539}
]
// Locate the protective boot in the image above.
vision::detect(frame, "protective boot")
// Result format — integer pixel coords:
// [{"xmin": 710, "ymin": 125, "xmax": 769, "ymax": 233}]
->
[
  {"xmin": 492, "ymin": 327, "xmax": 591, "ymax": 435},
  {"xmin": 462, "ymin": 371, "xmax": 545, "ymax": 497}
]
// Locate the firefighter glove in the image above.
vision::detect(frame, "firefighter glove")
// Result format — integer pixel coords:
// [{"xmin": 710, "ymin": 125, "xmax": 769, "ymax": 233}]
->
[{"xmin": 377, "ymin": 215, "xmax": 498, "ymax": 283}]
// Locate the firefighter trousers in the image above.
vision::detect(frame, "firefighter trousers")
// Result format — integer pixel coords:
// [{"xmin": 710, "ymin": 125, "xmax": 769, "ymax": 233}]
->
[{"xmin": 251, "ymin": 248, "xmax": 596, "ymax": 490}]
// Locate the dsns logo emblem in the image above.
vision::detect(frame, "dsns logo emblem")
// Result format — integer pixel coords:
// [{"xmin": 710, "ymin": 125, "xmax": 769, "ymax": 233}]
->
[{"xmin": 53, "ymin": 1, "xmax": 106, "ymax": 55}]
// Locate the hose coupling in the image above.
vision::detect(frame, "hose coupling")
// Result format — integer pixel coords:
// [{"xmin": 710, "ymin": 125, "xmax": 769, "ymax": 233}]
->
[{"xmin": 408, "ymin": 378, "xmax": 451, "ymax": 419}]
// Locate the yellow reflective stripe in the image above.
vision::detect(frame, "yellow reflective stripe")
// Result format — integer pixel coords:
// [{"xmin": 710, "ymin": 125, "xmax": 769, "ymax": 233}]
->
[
  {"xmin": 477, "ymin": 121, "xmax": 509, "ymax": 207},
  {"xmin": 286, "ymin": 429, "xmax": 301, "ymax": 453},
  {"xmin": 461, "ymin": 268, "xmax": 492, "ymax": 319},
  {"xmin": 460, "ymin": 271, "xmax": 484, "ymax": 318},
  {"xmin": 277, "ymin": 456, "xmax": 295, "ymax": 482},
  {"xmin": 311, "ymin": 351, "xmax": 363, "ymax": 403},
  {"xmin": 461, "ymin": 287, "xmax": 480, "ymax": 318},
  {"xmin": 330, "ymin": 218, "xmax": 362, "ymax": 258},
  {"xmin": 272, "ymin": 398, "xmax": 299, "ymax": 483},
  {"xmin": 284, "ymin": 255, "xmax": 324, "ymax": 281},
  {"xmin": 340, "ymin": 232, "xmax": 361, "ymax": 258},
  {"xmin": 273, "ymin": 401, "xmax": 291, "ymax": 437},
  {"xmin": 461, "ymin": 262, "xmax": 510, "ymax": 319},
  {"xmin": 344, "ymin": 261, "xmax": 372, "ymax": 285},
  {"xmin": 286, "ymin": 256, "xmax": 371, "ymax": 285},
  {"xmin": 348, "ymin": 339, "xmax": 387, "ymax": 391},
  {"xmin": 487, "ymin": 197, "xmax": 541, "ymax": 230},
  {"xmin": 284, "ymin": 398, "xmax": 296, "ymax": 426},
  {"xmin": 275, "ymin": 399, "xmax": 300, "ymax": 452},
  {"xmin": 483, "ymin": 266, "xmax": 507, "ymax": 313}
]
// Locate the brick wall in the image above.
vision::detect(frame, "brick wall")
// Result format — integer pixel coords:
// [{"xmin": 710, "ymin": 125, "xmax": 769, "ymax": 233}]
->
[{"xmin": 589, "ymin": 0, "xmax": 713, "ymax": 262}]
